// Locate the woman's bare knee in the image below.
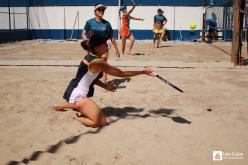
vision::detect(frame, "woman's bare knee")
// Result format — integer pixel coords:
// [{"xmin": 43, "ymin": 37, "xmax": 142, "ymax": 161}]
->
[
  {"xmin": 89, "ymin": 116, "xmax": 108, "ymax": 128},
  {"xmin": 74, "ymin": 98, "xmax": 107, "ymax": 128},
  {"xmin": 90, "ymin": 120, "xmax": 106, "ymax": 128},
  {"xmin": 99, "ymin": 115, "xmax": 108, "ymax": 127}
]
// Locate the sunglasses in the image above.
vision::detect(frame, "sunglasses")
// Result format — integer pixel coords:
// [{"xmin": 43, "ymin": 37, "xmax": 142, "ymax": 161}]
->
[{"xmin": 96, "ymin": 8, "xmax": 105, "ymax": 12}]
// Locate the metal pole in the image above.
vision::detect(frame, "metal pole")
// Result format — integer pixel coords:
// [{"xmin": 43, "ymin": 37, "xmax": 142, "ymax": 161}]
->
[
  {"xmin": 223, "ymin": 1, "xmax": 227, "ymax": 41},
  {"xmin": 13, "ymin": 2, "xmax": 16, "ymax": 30},
  {"xmin": 70, "ymin": 12, "xmax": 79, "ymax": 40},
  {"xmin": 202, "ymin": 0, "xmax": 207, "ymax": 42},
  {"xmin": 64, "ymin": 7, "xmax": 66, "ymax": 39},
  {"xmin": 118, "ymin": 0, "xmax": 121, "ymax": 40},
  {"xmin": 78, "ymin": 11, "xmax": 79, "ymax": 40},
  {"xmin": 174, "ymin": 6, "xmax": 175, "ymax": 40},
  {"xmin": 26, "ymin": 0, "xmax": 29, "ymax": 30},
  {"xmin": 8, "ymin": 0, "xmax": 11, "ymax": 31}
]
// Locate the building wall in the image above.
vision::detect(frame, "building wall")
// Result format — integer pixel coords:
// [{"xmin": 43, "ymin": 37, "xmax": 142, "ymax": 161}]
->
[
  {"xmin": 0, "ymin": 7, "xmax": 27, "ymax": 30},
  {"xmin": 0, "ymin": 0, "xmax": 211, "ymax": 41},
  {"xmin": 26, "ymin": 6, "xmax": 203, "ymax": 40}
]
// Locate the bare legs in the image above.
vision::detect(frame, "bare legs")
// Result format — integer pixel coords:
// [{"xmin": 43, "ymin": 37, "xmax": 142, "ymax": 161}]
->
[
  {"xmin": 53, "ymin": 98, "xmax": 108, "ymax": 128},
  {"xmin": 153, "ymin": 34, "xmax": 156, "ymax": 48},
  {"xmin": 160, "ymin": 29, "xmax": 166, "ymax": 42},
  {"xmin": 72, "ymin": 98, "xmax": 107, "ymax": 127},
  {"xmin": 153, "ymin": 33, "xmax": 162, "ymax": 48},
  {"xmin": 100, "ymin": 51, "xmax": 108, "ymax": 83},
  {"xmin": 121, "ymin": 35, "xmax": 135, "ymax": 55},
  {"xmin": 121, "ymin": 36, "xmax": 126, "ymax": 55},
  {"xmin": 54, "ymin": 103, "xmax": 77, "ymax": 111},
  {"xmin": 128, "ymin": 35, "xmax": 135, "ymax": 55}
]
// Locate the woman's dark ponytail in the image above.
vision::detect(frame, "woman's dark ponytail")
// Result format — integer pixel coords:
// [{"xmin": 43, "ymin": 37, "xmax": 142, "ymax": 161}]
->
[
  {"xmin": 80, "ymin": 40, "xmax": 90, "ymax": 51},
  {"xmin": 81, "ymin": 35, "xmax": 100, "ymax": 54}
]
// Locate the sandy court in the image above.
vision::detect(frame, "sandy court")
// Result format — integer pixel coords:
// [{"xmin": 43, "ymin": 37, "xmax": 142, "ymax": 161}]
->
[
  {"xmin": 0, "ymin": 40, "xmax": 247, "ymax": 60},
  {"xmin": 0, "ymin": 40, "xmax": 248, "ymax": 165}
]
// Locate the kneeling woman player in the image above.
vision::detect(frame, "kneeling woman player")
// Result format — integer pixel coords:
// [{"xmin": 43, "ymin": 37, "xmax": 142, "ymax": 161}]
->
[{"xmin": 54, "ymin": 38, "xmax": 155, "ymax": 128}]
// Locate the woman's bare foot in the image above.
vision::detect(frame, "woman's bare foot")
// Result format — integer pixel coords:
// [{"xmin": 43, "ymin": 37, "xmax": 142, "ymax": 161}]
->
[
  {"xmin": 72, "ymin": 112, "xmax": 82, "ymax": 119},
  {"xmin": 72, "ymin": 113, "xmax": 85, "ymax": 124},
  {"xmin": 53, "ymin": 104, "xmax": 65, "ymax": 111}
]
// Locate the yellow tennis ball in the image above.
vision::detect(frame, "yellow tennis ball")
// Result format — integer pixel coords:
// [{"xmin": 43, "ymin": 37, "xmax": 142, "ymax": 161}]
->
[{"xmin": 190, "ymin": 23, "xmax": 196, "ymax": 30}]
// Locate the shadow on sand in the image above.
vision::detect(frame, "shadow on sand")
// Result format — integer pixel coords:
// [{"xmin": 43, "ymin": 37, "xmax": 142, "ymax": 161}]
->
[
  {"xmin": 107, "ymin": 78, "xmax": 131, "ymax": 89},
  {"xmin": 157, "ymin": 45, "xmax": 172, "ymax": 48},
  {"xmin": 133, "ymin": 52, "xmax": 146, "ymax": 56},
  {"xmin": 6, "ymin": 107, "xmax": 191, "ymax": 165}
]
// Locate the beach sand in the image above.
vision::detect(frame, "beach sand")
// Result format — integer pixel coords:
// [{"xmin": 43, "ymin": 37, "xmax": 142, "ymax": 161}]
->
[{"xmin": 0, "ymin": 40, "xmax": 247, "ymax": 165}]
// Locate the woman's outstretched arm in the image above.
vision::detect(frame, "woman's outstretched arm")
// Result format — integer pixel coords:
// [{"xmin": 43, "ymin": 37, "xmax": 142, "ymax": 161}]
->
[
  {"xmin": 89, "ymin": 59, "xmax": 155, "ymax": 77},
  {"xmin": 130, "ymin": 16, "xmax": 144, "ymax": 21}
]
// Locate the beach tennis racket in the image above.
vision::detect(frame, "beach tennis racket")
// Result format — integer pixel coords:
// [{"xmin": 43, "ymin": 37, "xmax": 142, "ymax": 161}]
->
[{"xmin": 155, "ymin": 74, "xmax": 184, "ymax": 93}]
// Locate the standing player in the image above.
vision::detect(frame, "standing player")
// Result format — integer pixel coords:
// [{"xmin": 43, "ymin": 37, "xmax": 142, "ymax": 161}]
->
[
  {"xmin": 82, "ymin": 4, "xmax": 120, "ymax": 83},
  {"xmin": 205, "ymin": 13, "xmax": 217, "ymax": 43},
  {"xmin": 153, "ymin": 8, "xmax": 167, "ymax": 48},
  {"xmin": 119, "ymin": 1, "xmax": 144, "ymax": 55}
]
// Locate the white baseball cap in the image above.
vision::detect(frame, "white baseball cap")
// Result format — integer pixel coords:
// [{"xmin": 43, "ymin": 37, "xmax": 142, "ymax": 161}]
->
[{"xmin": 94, "ymin": 4, "xmax": 107, "ymax": 11}]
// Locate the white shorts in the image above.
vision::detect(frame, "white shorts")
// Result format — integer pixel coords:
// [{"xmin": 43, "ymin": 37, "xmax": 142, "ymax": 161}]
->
[{"xmin": 69, "ymin": 88, "xmax": 87, "ymax": 104}]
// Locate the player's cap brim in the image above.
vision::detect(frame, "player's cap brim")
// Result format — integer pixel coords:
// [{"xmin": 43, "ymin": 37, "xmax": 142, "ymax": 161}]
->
[{"xmin": 95, "ymin": 4, "xmax": 107, "ymax": 11}]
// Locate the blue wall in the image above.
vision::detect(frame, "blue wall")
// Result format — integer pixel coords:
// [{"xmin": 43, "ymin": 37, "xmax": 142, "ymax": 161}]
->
[
  {"xmin": 0, "ymin": 30, "xmax": 30, "ymax": 43},
  {"xmin": 0, "ymin": 0, "xmax": 28, "ymax": 7},
  {"xmin": 29, "ymin": 29, "xmax": 233, "ymax": 41},
  {"xmin": 26, "ymin": 29, "xmax": 202, "ymax": 41},
  {"xmin": 0, "ymin": 0, "xmax": 232, "ymax": 7},
  {"xmin": 0, "ymin": 29, "xmax": 232, "ymax": 42},
  {"xmin": 0, "ymin": 29, "xmax": 200, "ymax": 41}
]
